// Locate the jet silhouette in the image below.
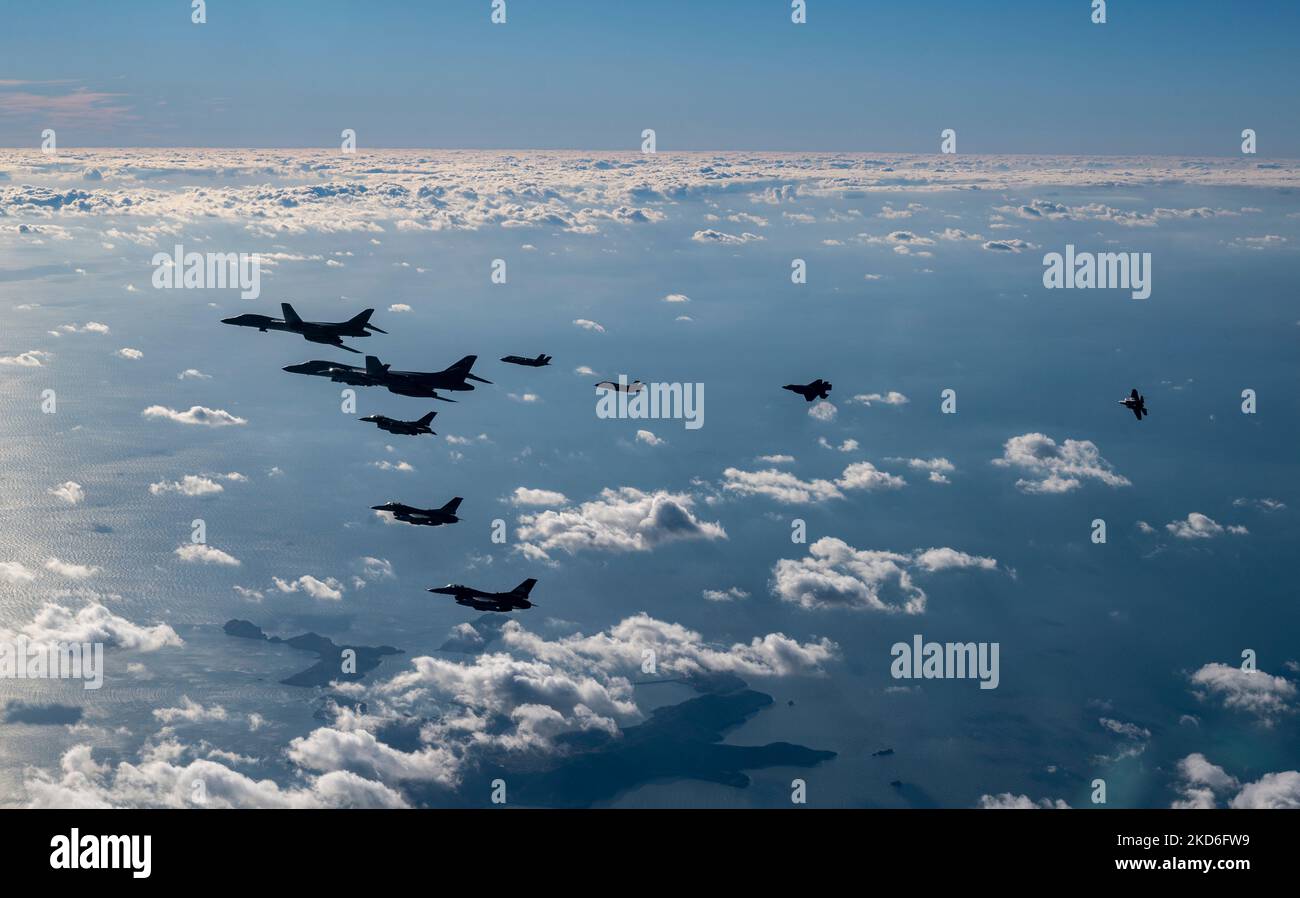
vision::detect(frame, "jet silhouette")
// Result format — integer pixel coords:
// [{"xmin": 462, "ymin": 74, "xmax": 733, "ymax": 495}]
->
[
  {"xmin": 783, "ymin": 379, "xmax": 832, "ymax": 402},
  {"xmin": 595, "ymin": 379, "xmax": 643, "ymax": 393},
  {"xmin": 222, "ymin": 303, "xmax": 385, "ymax": 353},
  {"xmin": 1119, "ymin": 388, "xmax": 1148, "ymax": 421},
  {"xmin": 371, "ymin": 497, "xmax": 462, "ymax": 526},
  {"xmin": 284, "ymin": 354, "xmax": 491, "ymax": 400},
  {"xmin": 360, "ymin": 411, "xmax": 436, "ymax": 436},
  {"xmin": 429, "ymin": 578, "xmax": 538, "ymax": 612},
  {"xmin": 501, "ymin": 353, "xmax": 552, "ymax": 367}
]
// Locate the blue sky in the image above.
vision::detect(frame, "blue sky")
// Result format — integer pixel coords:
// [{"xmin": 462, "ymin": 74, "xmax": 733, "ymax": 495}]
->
[{"xmin": 2, "ymin": 0, "xmax": 1299, "ymax": 152}]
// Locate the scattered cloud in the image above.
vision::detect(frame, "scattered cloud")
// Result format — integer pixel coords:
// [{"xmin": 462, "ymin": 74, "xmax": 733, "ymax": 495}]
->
[{"xmin": 993, "ymin": 433, "xmax": 1129, "ymax": 494}]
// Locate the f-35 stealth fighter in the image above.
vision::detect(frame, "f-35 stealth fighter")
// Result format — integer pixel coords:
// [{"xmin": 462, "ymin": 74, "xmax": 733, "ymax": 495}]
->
[
  {"xmin": 501, "ymin": 353, "xmax": 552, "ymax": 367},
  {"xmin": 222, "ymin": 303, "xmax": 385, "ymax": 353},
  {"xmin": 595, "ymin": 379, "xmax": 643, "ymax": 393},
  {"xmin": 1119, "ymin": 388, "xmax": 1148, "ymax": 421},
  {"xmin": 284, "ymin": 354, "xmax": 491, "ymax": 401},
  {"xmin": 360, "ymin": 411, "xmax": 436, "ymax": 436},
  {"xmin": 783, "ymin": 379, "xmax": 832, "ymax": 402},
  {"xmin": 428, "ymin": 578, "xmax": 538, "ymax": 612},
  {"xmin": 371, "ymin": 496, "xmax": 462, "ymax": 526}
]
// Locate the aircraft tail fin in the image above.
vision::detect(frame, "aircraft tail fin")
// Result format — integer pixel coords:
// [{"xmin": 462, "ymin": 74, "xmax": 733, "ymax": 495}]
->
[
  {"xmin": 416, "ymin": 411, "xmax": 436, "ymax": 426},
  {"xmin": 448, "ymin": 355, "xmax": 493, "ymax": 385},
  {"xmin": 351, "ymin": 308, "xmax": 387, "ymax": 333},
  {"xmin": 365, "ymin": 355, "xmax": 389, "ymax": 375},
  {"xmin": 281, "ymin": 303, "xmax": 302, "ymax": 325},
  {"xmin": 512, "ymin": 578, "xmax": 538, "ymax": 597},
  {"xmin": 441, "ymin": 496, "xmax": 463, "ymax": 514}
]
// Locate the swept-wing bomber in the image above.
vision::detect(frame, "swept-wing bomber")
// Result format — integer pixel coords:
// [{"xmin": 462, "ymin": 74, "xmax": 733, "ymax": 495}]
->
[
  {"xmin": 284, "ymin": 354, "xmax": 491, "ymax": 400},
  {"xmin": 222, "ymin": 303, "xmax": 385, "ymax": 353}
]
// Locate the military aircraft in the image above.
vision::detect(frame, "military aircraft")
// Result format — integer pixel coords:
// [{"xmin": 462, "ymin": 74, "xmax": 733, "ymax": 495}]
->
[
  {"xmin": 372, "ymin": 496, "xmax": 463, "ymax": 526},
  {"xmin": 428, "ymin": 578, "xmax": 538, "ymax": 612},
  {"xmin": 283, "ymin": 354, "xmax": 491, "ymax": 400},
  {"xmin": 221, "ymin": 303, "xmax": 385, "ymax": 353},
  {"xmin": 1119, "ymin": 388, "xmax": 1148, "ymax": 421},
  {"xmin": 360, "ymin": 411, "xmax": 436, "ymax": 436},
  {"xmin": 783, "ymin": 379, "xmax": 832, "ymax": 402},
  {"xmin": 595, "ymin": 379, "xmax": 644, "ymax": 393},
  {"xmin": 501, "ymin": 353, "xmax": 552, "ymax": 367}
]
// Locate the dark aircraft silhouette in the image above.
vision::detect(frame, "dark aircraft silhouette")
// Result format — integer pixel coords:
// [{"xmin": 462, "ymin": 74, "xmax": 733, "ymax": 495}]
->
[
  {"xmin": 360, "ymin": 411, "xmax": 436, "ymax": 436},
  {"xmin": 429, "ymin": 578, "xmax": 538, "ymax": 612},
  {"xmin": 372, "ymin": 496, "xmax": 462, "ymax": 526},
  {"xmin": 284, "ymin": 354, "xmax": 491, "ymax": 400},
  {"xmin": 501, "ymin": 353, "xmax": 552, "ymax": 367},
  {"xmin": 221, "ymin": 303, "xmax": 385, "ymax": 353},
  {"xmin": 1119, "ymin": 388, "xmax": 1148, "ymax": 421},
  {"xmin": 595, "ymin": 379, "xmax": 644, "ymax": 393},
  {"xmin": 783, "ymin": 379, "xmax": 832, "ymax": 402}
]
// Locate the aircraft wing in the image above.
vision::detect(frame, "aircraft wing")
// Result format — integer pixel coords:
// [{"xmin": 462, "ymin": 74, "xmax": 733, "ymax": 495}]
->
[{"xmin": 1131, "ymin": 405, "xmax": 1142, "ymax": 421}]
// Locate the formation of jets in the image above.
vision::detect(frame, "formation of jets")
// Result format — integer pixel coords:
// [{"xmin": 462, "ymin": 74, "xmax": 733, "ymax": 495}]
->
[
  {"xmin": 221, "ymin": 303, "xmax": 552, "ymax": 612},
  {"xmin": 781, "ymin": 377, "xmax": 1149, "ymax": 421},
  {"xmin": 225, "ymin": 300, "xmax": 1150, "ymax": 619}
]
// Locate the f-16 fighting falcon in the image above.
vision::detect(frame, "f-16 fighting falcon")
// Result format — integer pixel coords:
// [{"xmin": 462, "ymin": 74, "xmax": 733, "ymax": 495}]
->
[
  {"xmin": 501, "ymin": 353, "xmax": 552, "ymax": 367},
  {"xmin": 221, "ymin": 303, "xmax": 386, "ymax": 353},
  {"xmin": 283, "ymin": 354, "xmax": 491, "ymax": 401},
  {"xmin": 783, "ymin": 379, "xmax": 832, "ymax": 402},
  {"xmin": 1119, "ymin": 388, "xmax": 1148, "ymax": 421},
  {"xmin": 428, "ymin": 578, "xmax": 538, "ymax": 612},
  {"xmin": 371, "ymin": 496, "xmax": 462, "ymax": 526},
  {"xmin": 360, "ymin": 411, "xmax": 436, "ymax": 436}
]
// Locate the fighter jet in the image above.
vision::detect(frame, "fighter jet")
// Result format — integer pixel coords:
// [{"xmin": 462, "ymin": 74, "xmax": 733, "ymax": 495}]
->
[
  {"xmin": 595, "ymin": 379, "xmax": 644, "ymax": 393},
  {"xmin": 221, "ymin": 303, "xmax": 386, "ymax": 353},
  {"xmin": 360, "ymin": 411, "xmax": 436, "ymax": 436},
  {"xmin": 1119, "ymin": 388, "xmax": 1148, "ymax": 421},
  {"xmin": 428, "ymin": 578, "xmax": 538, "ymax": 612},
  {"xmin": 371, "ymin": 496, "xmax": 462, "ymax": 526},
  {"xmin": 783, "ymin": 379, "xmax": 832, "ymax": 402},
  {"xmin": 501, "ymin": 353, "xmax": 552, "ymax": 367},
  {"xmin": 283, "ymin": 354, "xmax": 491, "ymax": 400}
]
